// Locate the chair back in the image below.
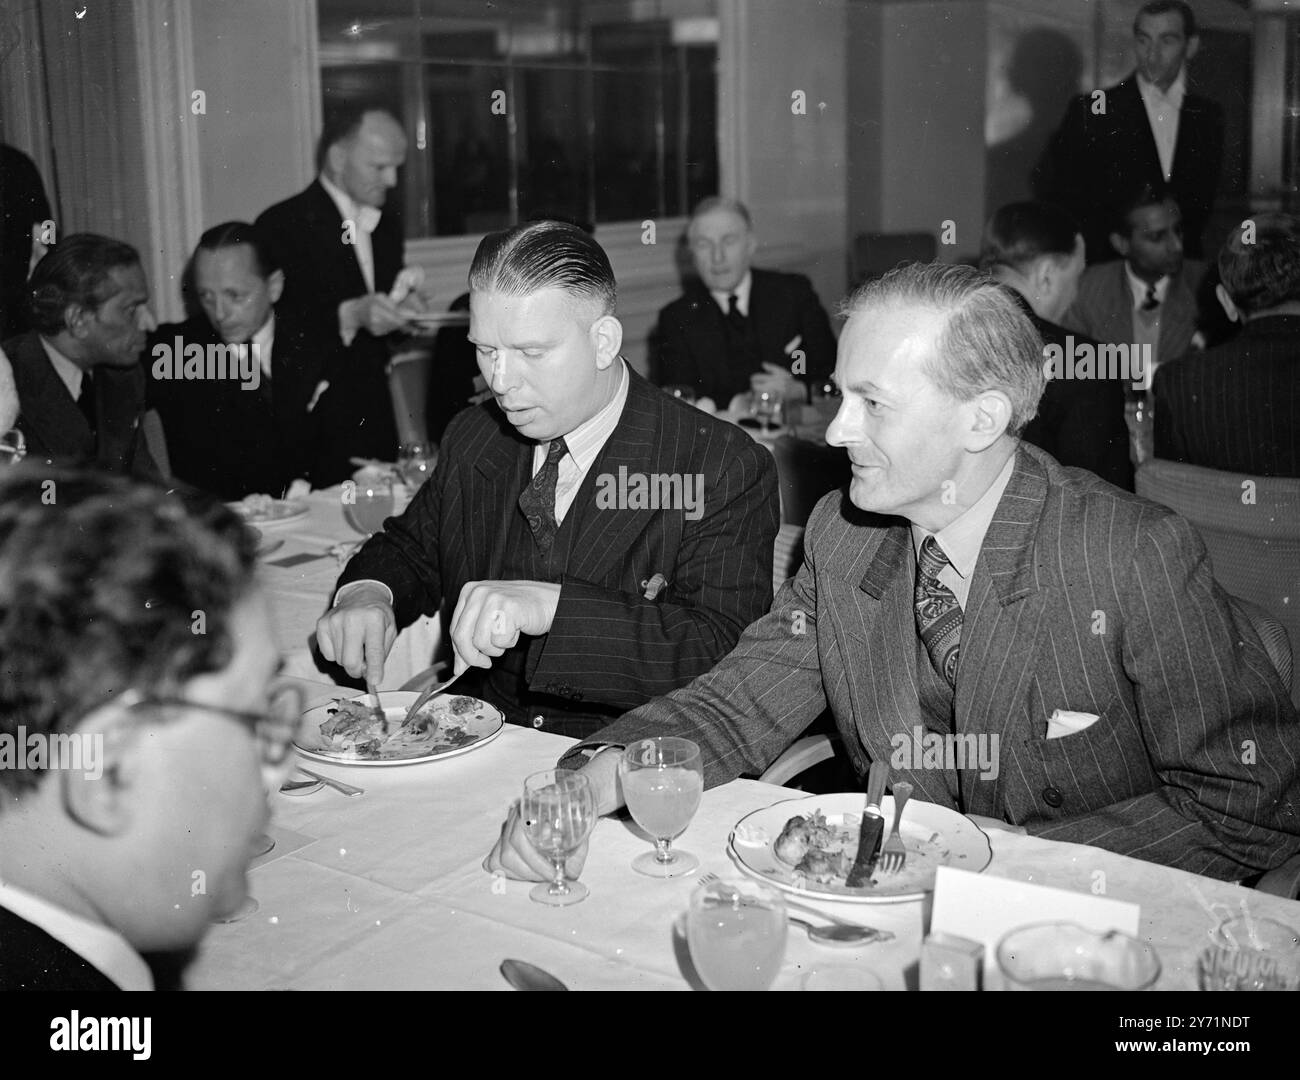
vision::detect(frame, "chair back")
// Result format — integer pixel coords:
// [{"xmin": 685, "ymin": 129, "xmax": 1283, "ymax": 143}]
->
[
  {"xmin": 141, "ymin": 408, "xmax": 171, "ymax": 480},
  {"xmin": 387, "ymin": 346, "xmax": 433, "ymax": 450},
  {"xmin": 773, "ymin": 524, "xmax": 805, "ymax": 595},
  {"xmin": 1136, "ymin": 458, "xmax": 1300, "ymax": 705}
]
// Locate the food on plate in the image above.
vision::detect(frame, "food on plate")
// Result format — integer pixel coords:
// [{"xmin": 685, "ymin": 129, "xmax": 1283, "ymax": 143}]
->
[
  {"xmin": 234, "ymin": 493, "xmax": 276, "ymax": 517},
  {"xmin": 774, "ymin": 809, "xmax": 875, "ymax": 888},
  {"xmin": 313, "ymin": 695, "xmax": 489, "ymax": 760}
]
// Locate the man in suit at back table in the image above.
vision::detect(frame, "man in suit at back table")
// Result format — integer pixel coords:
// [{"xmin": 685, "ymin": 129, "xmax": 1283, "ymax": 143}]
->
[
  {"xmin": 5, "ymin": 233, "xmax": 161, "ymax": 479},
  {"xmin": 1155, "ymin": 212, "xmax": 1300, "ymax": 477},
  {"xmin": 655, "ymin": 197, "xmax": 836, "ymax": 408},
  {"xmin": 257, "ymin": 104, "xmax": 429, "ymax": 485},
  {"xmin": 1065, "ymin": 183, "xmax": 1209, "ymax": 387},
  {"xmin": 147, "ymin": 221, "xmax": 334, "ymax": 500},
  {"xmin": 981, "ymin": 201, "xmax": 1133, "ymax": 490},
  {"xmin": 317, "ymin": 221, "xmax": 780, "ymax": 740},
  {"xmin": 487, "ymin": 261, "xmax": 1300, "ymax": 883},
  {"xmin": 1034, "ymin": 1, "xmax": 1223, "ymax": 263}
]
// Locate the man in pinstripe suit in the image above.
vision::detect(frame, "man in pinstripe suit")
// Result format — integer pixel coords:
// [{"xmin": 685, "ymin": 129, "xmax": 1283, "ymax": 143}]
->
[
  {"xmin": 317, "ymin": 221, "xmax": 779, "ymax": 739},
  {"xmin": 1154, "ymin": 211, "xmax": 1300, "ymax": 477},
  {"xmin": 488, "ymin": 261, "xmax": 1299, "ymax": 882}
]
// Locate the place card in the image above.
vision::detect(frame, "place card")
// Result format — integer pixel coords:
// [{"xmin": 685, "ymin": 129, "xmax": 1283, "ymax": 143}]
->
[{"xmin": 929, "ymin": 866, "xmax": 1141, "ymax": 989}]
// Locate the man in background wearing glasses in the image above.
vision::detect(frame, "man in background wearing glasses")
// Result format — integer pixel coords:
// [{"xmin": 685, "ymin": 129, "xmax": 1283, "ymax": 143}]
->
[{"xmin": 0, "ymin": 469, "xmax": 300, "ymax": 990}]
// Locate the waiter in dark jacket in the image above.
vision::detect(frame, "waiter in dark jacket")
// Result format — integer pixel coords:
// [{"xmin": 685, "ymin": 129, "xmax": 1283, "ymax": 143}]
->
[
  {"xmin": 655, "ymin": 197, "xmax": 836, "ymax": 406},
  {"xmin": 147, "ymin": 221, "xmax": 334, "ymax": 499},
  {"xmin": 257, "ymin": 105, "xmax": 428, "ymax": 483},
  {"xmin": 982, "ymin": 202, "xmax": 1133, "ymax": 490},
  {"xmin": 318, "ymin": 221, "xmax": 780, "ymax": 739},
  {"xmin": 1034, "ymin": 1, "xmax": 1223, "ymax": 262}
]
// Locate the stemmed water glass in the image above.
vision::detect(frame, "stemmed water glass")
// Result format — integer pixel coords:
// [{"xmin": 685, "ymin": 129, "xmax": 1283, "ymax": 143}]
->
[
  {"xmin": 751, "ymin": 390, "xmax": 782, "ymax": 433},
  {"xmin": 522, "ymin": 769, "xmax": 598, "ymax": 906},
  {"xmin": 619, "ymin": 737, "xmax": 704, "ymax": 877}
]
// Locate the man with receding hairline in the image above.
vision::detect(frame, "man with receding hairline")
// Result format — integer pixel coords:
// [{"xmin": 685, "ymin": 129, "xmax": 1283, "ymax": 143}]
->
[
  {"xmin": 487, "ymin": 260, "xmax": 1299, "ymax": 883},
  {"xmin": 258, "ymin": 105, "xmax": 429, "ymax": 483},
  {"xmin": 317, "ymin": 220, "xmax": 779, "ymax": 739},
  {"xmin": 655, "ymin": 197, "xmax": 836, "ymax": 406}
]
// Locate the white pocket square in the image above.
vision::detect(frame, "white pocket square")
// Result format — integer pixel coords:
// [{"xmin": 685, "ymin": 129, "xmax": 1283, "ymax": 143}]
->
[{"xmin": 1046, "ymin": 709, "xmax": 1100, "ymax": 740}]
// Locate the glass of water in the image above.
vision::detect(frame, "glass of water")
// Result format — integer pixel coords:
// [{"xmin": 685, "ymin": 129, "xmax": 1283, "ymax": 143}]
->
[
  {"xmin": 620, "ymin": 737, "xmax": 704, "ymax": 877},
  {"xmin": 342, "ymin": 483, "xmax": 394, "ymax": 537},
  {"xmin": 687, "ymin": 877, "xmax": 787, "ymax": 991}
]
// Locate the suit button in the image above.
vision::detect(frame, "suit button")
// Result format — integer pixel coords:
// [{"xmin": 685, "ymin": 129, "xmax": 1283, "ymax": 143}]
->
[
  {"xmin": 531, "ymin": 714, "xmax": 545, "ymax": 729},
  {"xmin": 1042, "ymin": 786, "xmax": 1063, "ymax": 808}
]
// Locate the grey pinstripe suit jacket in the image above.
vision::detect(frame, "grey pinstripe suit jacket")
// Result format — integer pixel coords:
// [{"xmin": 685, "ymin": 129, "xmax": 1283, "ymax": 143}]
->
[{"xmin": 575, "ymin": 442, "xmax": 1300, "ymax": 879}]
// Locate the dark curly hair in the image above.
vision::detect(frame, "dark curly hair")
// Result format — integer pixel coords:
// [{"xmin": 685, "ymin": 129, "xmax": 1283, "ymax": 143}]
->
[
  {"xmin": 27, "ymin": 232, "xmax": 141, "ymax": 336},
  {"xmin": 0, "ymin": 467, "xmax": 257, "ymax": 795}
]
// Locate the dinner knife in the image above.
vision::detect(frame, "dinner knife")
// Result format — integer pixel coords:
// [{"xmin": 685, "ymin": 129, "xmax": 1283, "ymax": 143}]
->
[{"xmin": 846, "ymin": 760, "xmax": 890, "ymax": 888}]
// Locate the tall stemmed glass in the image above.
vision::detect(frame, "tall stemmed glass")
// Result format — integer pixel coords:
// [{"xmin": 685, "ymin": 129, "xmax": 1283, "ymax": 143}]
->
[
  {"xmin": 522, "ymin": 769, "xmax": 597, "ymax": 906},
  {"xmin": 619, "ymin": 737, "xmax": 704, "ymax": 877}
]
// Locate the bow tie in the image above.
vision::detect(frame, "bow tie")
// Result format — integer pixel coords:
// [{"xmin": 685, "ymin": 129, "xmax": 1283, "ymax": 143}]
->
[{"xmin": 354, "ymin": 205, "xmax": 381, "ymax": 234}]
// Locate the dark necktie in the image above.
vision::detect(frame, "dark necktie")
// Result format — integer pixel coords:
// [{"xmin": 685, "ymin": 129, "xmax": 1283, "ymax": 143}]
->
[
  {"xmin": 726, "ymin": 293, "xmax": 747, "ymax": 333},
  {"xmin": 1141, "ymin": 283, "xmax": 1159, "ymax": 312},
  {"xmin": 915, "ymin": 536, "xmax": 962, "ymax": 688},
  {"xmin": 76, "ymin": 372, "xmax": 97, "ymax": 435},
  {"xmin": 518, "ymin": 436, "xmax": 568, "ymax": 551}
]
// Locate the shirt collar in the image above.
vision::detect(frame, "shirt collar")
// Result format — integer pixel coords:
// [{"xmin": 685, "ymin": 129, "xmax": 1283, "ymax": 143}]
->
[
  {"xmin": 536, "ymin": 360, "xmax": 630, "ymax": 474},
  {"xmin": 40, "ymin": 336, "xmax": 86, "ymax": 401},
  {"xmin": 1137, "ymin": 67, "xmax": 1186, "ymax": 108},
  {"xmin": 910, "ymin": 452, "xmax": 1017, "ymax": 581},
  {"xmin": 710, "ymin": 270, "xmax": 753, "ymax": 316},
  {"xmin": 1125, "ymin": 262, "xmax": 1172, "ymax": 308},
  {"xmin": 318, "ymin": 173, "xmax": 381, "ymax": 233},
  {"xmin": 0, "ymin": 878, "xmax": 154, "ymax": 990}
]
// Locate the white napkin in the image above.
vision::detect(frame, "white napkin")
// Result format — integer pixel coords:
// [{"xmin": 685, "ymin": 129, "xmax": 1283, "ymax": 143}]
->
[
  {"xmin": 388, "ymin": 265, "xmax": 425, "ymax": 305},
  {"xmin": 1046, "ymin": 709, "xmax": 1100, "ymax": 740}
]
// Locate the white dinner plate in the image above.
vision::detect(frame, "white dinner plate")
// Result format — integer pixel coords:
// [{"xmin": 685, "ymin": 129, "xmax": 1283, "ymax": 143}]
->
[
  {"xmin": 728, "ymin": 792, "xmax": 991, "ymax": 903},
  {"xmin": 295, "ymin": 690, "xmax": 505, "ymax": 767},
  {"xmin": 227, "ymin": 497, "xmax": 310, "ymax": 527}
]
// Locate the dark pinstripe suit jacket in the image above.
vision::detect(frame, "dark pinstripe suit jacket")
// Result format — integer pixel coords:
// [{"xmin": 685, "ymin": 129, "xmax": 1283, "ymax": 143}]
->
[
  {"xmin": 575, "ymin": 442, "xmax": 1300, "ymax": 879},
  {"xmin": 1153, "ymin": 314, "xmax": 1300, "ymax": 478},
  {"xmin": 338, "ymin": 365, "xmax": 780, "ymax": 716}
]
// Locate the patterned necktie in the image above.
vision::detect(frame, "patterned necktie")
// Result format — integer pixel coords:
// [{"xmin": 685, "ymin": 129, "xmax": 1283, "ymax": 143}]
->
[
  {"xmin": 518, "ymin": 436, "xmax": 568, "ymax": 550},
  {"xmin": 915, "ymin": 535, "xmax": 962, "ymax": 688},
  {"xmin": 1141, "ymin": 282, "xmax": 1159, "ymax": 312}
]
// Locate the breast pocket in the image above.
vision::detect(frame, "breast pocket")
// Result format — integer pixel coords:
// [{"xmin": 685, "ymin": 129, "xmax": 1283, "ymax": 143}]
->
[{"xmin": 1000, "ymin": 709, "xmax": 1157, "ymax": 825}]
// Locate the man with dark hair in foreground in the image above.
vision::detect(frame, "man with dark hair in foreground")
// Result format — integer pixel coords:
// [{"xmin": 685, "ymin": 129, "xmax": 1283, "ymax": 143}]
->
[
  {"xmin": 0, "ymin": 468, "xmax": 299, "ymax": 990},
  {"xmin": 487, "ymin": 261, "xmax": 1299, "ymax": 882},
  {"xmin": 317, "ymin": 220, "xmax": 779, "ymax": 739}
]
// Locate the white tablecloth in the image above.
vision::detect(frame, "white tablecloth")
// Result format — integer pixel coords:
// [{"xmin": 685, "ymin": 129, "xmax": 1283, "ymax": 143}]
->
[
  {"xmin": 257, "ymin": 488, "xmax": 441, "ymax": 689},
  {"xmin": 188, "ymin": 698, "xmax": 1300, "ymax": 991}
]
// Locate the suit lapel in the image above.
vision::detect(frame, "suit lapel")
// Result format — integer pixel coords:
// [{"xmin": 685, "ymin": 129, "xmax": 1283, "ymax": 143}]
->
[
  {"xmin": 14, "ymin": 335, "xmax": 95, "ymax": 460},
  {"xmin": 953, "ymin": 446, "xmax": 1049, "ymax": 814},
  {"xmin": 1161, "ymin": 265, "xmax": 1198, "ymax": 362},
  {"xmin": 1117, "ymin": 78, "xmax": 1167, "ymax": 186},
  {"xmin": 471, "ymin": 414, "xmax": 533, "ymax": 580},
  {"xmin": 306, "ymin": 181, "xmax": 369, "ymax": 300},
  {"xmin": 565, "ymin": 370, "xmax": 667, "ymax": 584},
  {"xmin": 1108, "ymin": 262, "xmax": 1133, "ymax": 347}
]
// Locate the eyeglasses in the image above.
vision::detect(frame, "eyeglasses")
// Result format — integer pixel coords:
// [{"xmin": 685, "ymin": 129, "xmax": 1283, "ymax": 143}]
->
[
  {"xmin": 123, "ymin": 681, "xmax": 305, "ymax": 787},
  {"xmin": 0, "ymin": 428, "xmax": 25, "ymax": 466}
]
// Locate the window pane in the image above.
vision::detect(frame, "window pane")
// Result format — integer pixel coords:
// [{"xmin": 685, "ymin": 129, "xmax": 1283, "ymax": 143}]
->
[
  {"xmin": 427, "ymin": 63, "xmax": 512, "ymax": 236},
  {"xmin": 518, "ymin": 67, "xmax": 592, "ymax": 226}
]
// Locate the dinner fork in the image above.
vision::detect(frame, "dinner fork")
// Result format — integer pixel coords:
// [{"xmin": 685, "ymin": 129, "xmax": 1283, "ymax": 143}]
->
[{"xmin": 879, "ymin": 782, "xmax": 912, "ymax": 873}]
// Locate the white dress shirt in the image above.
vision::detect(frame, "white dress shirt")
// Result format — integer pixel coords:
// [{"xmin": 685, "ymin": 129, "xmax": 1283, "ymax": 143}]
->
[
  {"xmin": 710, "ymin": 270, "xmax": 753, "ymax": 317},
  {"xmin": 0, "ymin": 878, "xmax": 154, "ymax": 990},
  {"xmin": 1125, "ymin": 262, "xmax": 1172, "ymax": 309},
  {"xmin": 1137, "ymin": 69, "xmax": 1185, "ymax": 181},
  {"xmin": 319, "ymin": 173, "xmax": 380, "ymax": 293},
  {"xmin": 532, "ymin": 360, "xmax": 629, "ymax": 525},
  {"xmin": 252, "ymin": 311, "xmax": 275, "ymax": 379},
  {"xmin": 909, "ymin": 452, "xmax": 1016, "ymax": 611}
]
